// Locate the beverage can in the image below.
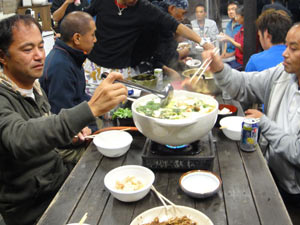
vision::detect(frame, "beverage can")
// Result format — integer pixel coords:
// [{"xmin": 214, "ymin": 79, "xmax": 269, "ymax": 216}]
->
[
  {"xmin": 154, "ymin": 68, "xmax": 163, "ymax": 90},
  {"xmin": 240, "ymin": 118, "xmax": 259, "ymax": 152}
]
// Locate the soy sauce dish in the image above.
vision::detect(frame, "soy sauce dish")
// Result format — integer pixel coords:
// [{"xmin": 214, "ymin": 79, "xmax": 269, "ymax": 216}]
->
[{"xmin": 179, "ymin": 170, "xmax": 222, "ymax": 198}]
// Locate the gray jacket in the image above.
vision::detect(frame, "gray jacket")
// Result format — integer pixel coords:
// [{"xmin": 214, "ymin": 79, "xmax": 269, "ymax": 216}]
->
[
  {"xmin": 214, "ymin": 64, "xmax": 300, "ymax": 194},
  {"xmin": 191, "ymin": 18, "xmax": 219, "ymax": 41},
  {"xmin": 0, "ymin": 71, "xmax": 95, "ymax": 222}
]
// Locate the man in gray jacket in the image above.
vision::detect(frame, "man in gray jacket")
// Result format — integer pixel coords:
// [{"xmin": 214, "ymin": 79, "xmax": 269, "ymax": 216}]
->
[
  {"xmin": 0, "ymin": 15, "xmax": 127, "ymax": 225},
  {"xmin": 185, "ymin": 23, "xmax": 300, "ymax": 208}
]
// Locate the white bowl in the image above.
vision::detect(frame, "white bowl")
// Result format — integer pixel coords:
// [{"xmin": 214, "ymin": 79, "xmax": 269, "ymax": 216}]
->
[
  {"xmin": 130, "ymin": 205, "xmax": 213, "ymax": 225},
  {"xmin": 132, "ymin": 90, "xmax": 218, "ymax": 146},
  {"xmin": 179, "ymin": 170, "xmax": 222, "ymax": 198},
  {"xmin": 104, "ymin": 165, "xmax": 155, "ymax": 202},
  {"xmin": 186, "ymin": 59, "xmax": 201, "ymax": 68},
  {"xmin": 219, "ymin": 116, "xmax": 244, "ymax": 141},
  {"xmin": 93, "ymin": 130, "xmax": 133, "ymax": 157},
  {"xmin": 32, "ymin": 0, "xmax": 48, "ymax": 5}
]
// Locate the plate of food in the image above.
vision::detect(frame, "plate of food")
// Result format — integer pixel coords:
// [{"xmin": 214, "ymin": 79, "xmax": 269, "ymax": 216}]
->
[{"xmin": 130, "ymin": 205, "xmax": 213, "ymax": 225}]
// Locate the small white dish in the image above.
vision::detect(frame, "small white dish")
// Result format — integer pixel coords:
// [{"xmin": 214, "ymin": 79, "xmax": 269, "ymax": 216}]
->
[
  {"xmin": 186, "ymin": 59, "xmax": 201, "ymax": 68},
  {"xmin": 93, "ymin": 130, "xmax": 133, "ymax": 157},
  {"xmin": 179, "ymin": 170, "xmax": 222, "ymax": 198}
]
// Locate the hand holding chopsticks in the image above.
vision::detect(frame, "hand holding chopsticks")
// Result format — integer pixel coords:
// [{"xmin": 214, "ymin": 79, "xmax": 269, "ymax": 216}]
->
[{"xmin": 191, "ymin": 47, "xmax": 220, "ymax": 83}]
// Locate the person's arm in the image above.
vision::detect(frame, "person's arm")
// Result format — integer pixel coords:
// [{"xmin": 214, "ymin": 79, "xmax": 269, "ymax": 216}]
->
[
  {"xmin": 221, "ymin": 33, "xmax": 242, "ymax": 51},
  {"xmin": 162, "ymin": 65, "xmax": 181, "ymax": 80},
  {"xmin": 52, "ymin": 0, "xmax": 74, "ymax": 22},
  {"xmin": 175, "ymin": 24, "xmax": 214, "ymax": 50},
  {"xmin": 1, "ymin": 73, "xmax": 126, "ymax": 160}
]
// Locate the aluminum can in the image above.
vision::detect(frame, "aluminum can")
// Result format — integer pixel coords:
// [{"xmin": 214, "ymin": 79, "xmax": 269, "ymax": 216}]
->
[
  {"xmin": 240, "ymin": 118, "xmax": 259, "ymax": 152},
  {"xmin": 154, "ymin": 68, "xmax": 163, "ymax": 90}
]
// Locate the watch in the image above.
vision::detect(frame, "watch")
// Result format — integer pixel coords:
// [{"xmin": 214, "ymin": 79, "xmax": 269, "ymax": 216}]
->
[{"xmin": 199, "ymin": 39, "xmax": 206, "ymax": 47}]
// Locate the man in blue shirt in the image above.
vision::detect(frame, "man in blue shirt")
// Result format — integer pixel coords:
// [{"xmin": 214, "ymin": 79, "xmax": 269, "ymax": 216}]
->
[
  {"xmin": 245, "ymin": 9, "xmax": 292, "ymax": 72},
  {"xmin": 221, "ymin": 0, "xmax": 242, "ymax": 61}
]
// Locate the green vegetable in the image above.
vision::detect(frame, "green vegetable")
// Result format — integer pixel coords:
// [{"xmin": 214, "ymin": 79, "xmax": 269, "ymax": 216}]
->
[{"xmin": 112, "ymin": 108, "xmax": 132, "ymax": 120}]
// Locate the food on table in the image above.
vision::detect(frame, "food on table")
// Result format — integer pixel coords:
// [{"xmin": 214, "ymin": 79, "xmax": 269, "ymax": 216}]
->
[
  {"xmin": 218, "ymin": 107, "xmax": 232, "ymax": 115},
  {"xmin": 142, "ymin": 216, "xmax": 197, "ymax": 225},
  {"xmin": 115, "ymin": 176, "xmax": 144, "ymax": 191},
  {"xmin": 177, "ymin": 42, "xmax": 191, "ymax": 51},
  {"xmin": 112, "ymin": 107, "xmax": 133, "ymax": 120},
  {"xmin": 136, "ymin": 95, "xmax": 215, "ymax": 120}
]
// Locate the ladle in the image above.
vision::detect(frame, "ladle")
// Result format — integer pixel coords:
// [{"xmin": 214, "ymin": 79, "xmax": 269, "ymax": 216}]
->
[{"xmin": 101, "ymin": 73, "xmax": 174, "ymax": 107}]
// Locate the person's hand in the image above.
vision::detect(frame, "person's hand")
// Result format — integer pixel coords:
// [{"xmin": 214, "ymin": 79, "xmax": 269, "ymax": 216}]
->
[
  {"xmin": 218, "ymin": 33, "xmax": 231, "ymax": 42},
  {"xmin": 245, "ymin": 109, "xmax": 263, "ymax": 119},
  {"xmin": 72, "ymin": 126, "xmax": 92, "ymax": 144},
  {"xmin": 88, "ymin": 72, "xmax": 127, "ymax": 117},
  {"xmin": 203, "ymin": 42, "xmax": 215, "ymax": 50}
]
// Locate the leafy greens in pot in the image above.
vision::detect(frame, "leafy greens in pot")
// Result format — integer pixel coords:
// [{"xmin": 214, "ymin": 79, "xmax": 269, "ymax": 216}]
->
[{"xmin": 136, "ymin": 96, "xmax": 215, "ymax": 120}]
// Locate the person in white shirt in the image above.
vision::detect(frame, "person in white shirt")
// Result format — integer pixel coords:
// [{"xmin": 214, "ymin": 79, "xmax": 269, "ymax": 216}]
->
[{"xmin": 190, "ymin": 3, "xmax": 219, "ymax": 43}]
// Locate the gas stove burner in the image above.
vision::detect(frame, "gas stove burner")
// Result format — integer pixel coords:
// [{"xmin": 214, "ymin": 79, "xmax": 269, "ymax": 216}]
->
[
  {"xmin": 142, "ymin": 132, "xmax": 216, "ymax": 170},
  {"xmin": 165, "ymin": 144, "xmax": 188, "ymax": 149},
  {"xmin": 150, "ymin": 140, "xmax": 202, "ymax": 156}
]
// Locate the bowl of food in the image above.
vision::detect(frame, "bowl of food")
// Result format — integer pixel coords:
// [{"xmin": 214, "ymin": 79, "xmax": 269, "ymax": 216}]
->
[
  {"xmin": 215, "ymin": 104, "xmax": 238, "ymax": 127},
  {"xmin": 182, "ymin": 68, "xmax": 221, "ymax": 95},
  {"xmin": 130, "ymin": 205, "xmax": 213, "ymax": 225},
  {"xmin": 104, "ymin": 165, "xmax": 155, "ymax": 202},
  {"xmin": 132, "ymin": 90, "xmax": 218, "ymax": 146},
  {"xmin": 219, "ymin": 116, "xmax": 244, "ymax": 141},
  {"xmin": 93, "ymin": 130, "xmax": 133, "ymax": 157},
  {"xmin": 131, "ymin": 74, "xmax": 157, "ymax": 89},
  {"xmin": 179, "ymin": 170, "xmax": 222, "ymax": 198}
]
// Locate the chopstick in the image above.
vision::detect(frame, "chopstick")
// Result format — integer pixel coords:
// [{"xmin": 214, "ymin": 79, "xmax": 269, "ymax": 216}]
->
[
  {"xmin": 74, "ymin": 128, "xmax": 131, "ymax": 139},
  {"xmin": 151, "ymin": 185, "xmax": 177, "ymax": 208},
  {"xmin": 191, "ymin": 47, "xmax": 219, "ymax": 82},
  {"xmin": 78, "ymin": 212, "xmax": 88, "ymax": 225}
]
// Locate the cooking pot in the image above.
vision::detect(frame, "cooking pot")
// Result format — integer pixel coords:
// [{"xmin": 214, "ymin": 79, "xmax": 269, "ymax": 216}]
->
[
  {"xmin": 182, "ymin": 69, "xmax": 221, "ymax": 96},
  {"xmin": 131, "ymin": 90, "xmax": 218, "ymax": 146}
]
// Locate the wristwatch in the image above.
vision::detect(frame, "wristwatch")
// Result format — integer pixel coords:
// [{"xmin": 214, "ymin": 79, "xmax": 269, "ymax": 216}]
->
[{"xmin": 199, "ymin": 39, "xmax": 206, "ymax": 47}]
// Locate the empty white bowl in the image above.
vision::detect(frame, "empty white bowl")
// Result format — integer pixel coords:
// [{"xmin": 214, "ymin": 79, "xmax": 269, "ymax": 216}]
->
[
  {"xmin": 179, "ymin": 170, "xmax": 222, "ymax": 198},
  {"xmin": 93, "ymin": 130, "xmax": 133, "ymax": 157},
  {"xmin": 186, "ymin": 59, "xmax": 201, "ymax": 68},
  {"xmin": 104, "ymin": 165, "xmax": 155, "ymax": 202},
  {"xmin": 219, "ymin": 116, "xmax": 244, "ymax": 141}
]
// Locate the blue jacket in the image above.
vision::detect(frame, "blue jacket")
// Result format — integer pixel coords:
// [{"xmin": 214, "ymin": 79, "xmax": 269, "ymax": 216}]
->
[
  {"xmin": 225, "ymin": 20, "xmax": 242, "ymax": 53},
  {"xmin": 40, "ymin": 39, "xmax": 90, "ymax": 114},
  {"xmin": 245, "ymin": 45, "xmax": 286, "ymax": 72}
]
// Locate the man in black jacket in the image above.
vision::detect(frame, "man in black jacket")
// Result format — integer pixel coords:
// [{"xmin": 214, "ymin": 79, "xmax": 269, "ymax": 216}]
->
[
  {"xmin": 0, "ymin": 14, "xmax": 127, "ymax": 225},
  {"xmin": 40, "ymin": 11, "xmax": 98, "ymax": 132}
]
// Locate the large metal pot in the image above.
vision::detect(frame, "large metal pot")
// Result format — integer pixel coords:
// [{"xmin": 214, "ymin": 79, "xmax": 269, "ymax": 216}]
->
[
  {"xmin": 131, "ymin": 90, "xmax": 218, "ymax": 146},
  {"xmin": 182, "ymin": 69, "xmax": 221, "ymax": 95}
]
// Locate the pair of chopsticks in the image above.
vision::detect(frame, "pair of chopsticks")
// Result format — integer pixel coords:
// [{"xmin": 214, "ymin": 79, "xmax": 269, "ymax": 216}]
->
[
  {"xmin": 151, "ymin": 185, "xmax": 177, "ymax": 211},
  {"xmin": 191, "ymin": 47, "xmax": 219, "ymax": 83}
]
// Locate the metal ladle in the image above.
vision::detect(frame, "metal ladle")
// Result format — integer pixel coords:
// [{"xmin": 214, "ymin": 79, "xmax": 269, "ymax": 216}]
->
[{"xmin": 101, "ymin": 73, "xmax": 174, "ymax": 107}]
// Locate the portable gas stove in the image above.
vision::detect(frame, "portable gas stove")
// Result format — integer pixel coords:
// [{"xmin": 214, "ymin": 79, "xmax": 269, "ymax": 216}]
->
[{"xmin": 142, "ymin": 132, "xmax": 216, "ymax": 171}]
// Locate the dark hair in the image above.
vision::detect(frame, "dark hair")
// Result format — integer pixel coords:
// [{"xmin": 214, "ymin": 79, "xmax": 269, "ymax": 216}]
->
[
  {"xmin": 227, "ymin": 0, "xmax": 240, "ymax": 7},
  {"xmin": 0, "ymin": 14, "xmax": 41, "ymax": 57},
  {"xmin": 60, "ymin": 11, "xmax": 94, "ymax": 43},
  {"xmin": 256, "ymin": 9, "xmax": 292, "ymax": 44},
  {"xmin": 236, "ymin": 6, "xmax": 244, "ymax": 17},
  {"xmin": 195, "ymin": 3, "xmax": 206, "ymax": 12}
]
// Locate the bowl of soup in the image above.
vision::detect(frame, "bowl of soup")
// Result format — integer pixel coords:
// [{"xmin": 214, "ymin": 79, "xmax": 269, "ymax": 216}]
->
[
  {"xmin": 182, "ymin": 68, "xmax": 221, "ymax": 96},
  {"xmin": 131, "ymin": 90, "xmax": 218, "ymax": 146}
]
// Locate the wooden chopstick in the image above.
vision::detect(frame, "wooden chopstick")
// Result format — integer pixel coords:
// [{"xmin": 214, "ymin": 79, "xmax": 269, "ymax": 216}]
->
[
  {"xmin": 78, "ymin": 212, "xmax": 88, "ymax": 225},
  {"xmin": 191, "ymin": 47, "xmax": 219, "ymax": 82}
]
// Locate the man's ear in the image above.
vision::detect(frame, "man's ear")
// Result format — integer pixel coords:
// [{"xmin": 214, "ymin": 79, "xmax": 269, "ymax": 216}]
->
[
  {"xmin": 0, "ymin": 49, "xmax": 7, "ymax": 66},
  {"xmin": 73, "ymin": 33, "xmax": 81, "ymax": 46},
  {"xmin": 168, "ymin": 5, "xmax": 176, "ymax": 14}
]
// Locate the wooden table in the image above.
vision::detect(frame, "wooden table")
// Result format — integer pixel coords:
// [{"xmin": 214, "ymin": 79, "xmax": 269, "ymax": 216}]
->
[{"xmin": 37, "ymin": 99, "xmax": 292, "ymax": 225}]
